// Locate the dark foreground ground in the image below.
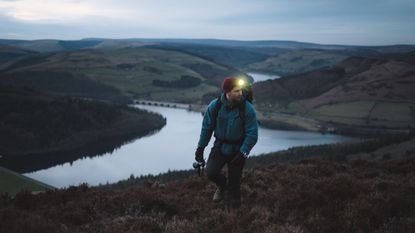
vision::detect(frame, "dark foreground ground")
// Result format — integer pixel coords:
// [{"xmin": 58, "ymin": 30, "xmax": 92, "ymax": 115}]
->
[{"xmin": 1, "ymin": 158, "xmax": 414, "ymax": 233}]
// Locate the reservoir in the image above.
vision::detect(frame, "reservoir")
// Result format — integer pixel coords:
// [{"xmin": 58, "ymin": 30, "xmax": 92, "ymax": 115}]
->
[
  {"xmin": 24, "ymin": 104, "xmax": 351, "ymax": 188},
  {"xmin": 247, "ymin": 72, "xmax": 280, "ymax": 82}
]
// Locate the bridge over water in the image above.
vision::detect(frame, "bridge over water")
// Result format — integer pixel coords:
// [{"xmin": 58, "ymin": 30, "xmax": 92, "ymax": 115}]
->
[{"xmin": 133, "ymin": 100, "xmax": 190, "ymax": 109}]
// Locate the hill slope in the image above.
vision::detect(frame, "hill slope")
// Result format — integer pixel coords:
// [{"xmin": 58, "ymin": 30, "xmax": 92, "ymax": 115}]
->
[
  {"xmin": 253, "ymin": 53, "xmax": 415, "ymax": 131},
  {"xmin": 0, "ymin": 47, "xmax": 242, "ymax": 103},
  {"xmin": 145, "ymin": 44, "xmax": 283, "ymax": 68},
  {"xmin": 0, "ymin": 166, "xmax": 54, "ymax": 196},
  {"xmin": 0, "ymin": 39, "xmax": 102, "ymax": 52},
  {"xmin": 247, "ymin": 49, "xmax": 349, "ymax": 76},
  {"xmin": 0, "ymin": 85, "xmax": 166, "ymax": 172},
  {"xmin": 1, "ymin": 157, "xmax": 414, "ymax": 233},
  {"xmin": 0, "ymin": 45, "xmax": 36, "ymax": 65},
  {"xmin": 0, "ymin": 38, "xmax": 342, "ymax": 52}
]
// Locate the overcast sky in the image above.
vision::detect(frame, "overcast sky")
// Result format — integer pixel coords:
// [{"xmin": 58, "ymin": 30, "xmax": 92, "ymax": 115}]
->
[{"xmin": 0, "ymin": 0, "xmax": 414, "ymax": 45}]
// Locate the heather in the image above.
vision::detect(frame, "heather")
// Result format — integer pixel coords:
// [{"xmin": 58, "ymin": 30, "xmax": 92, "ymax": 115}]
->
[{"xmin": 1, "ymin": 158, "xmax": 415, "ymax": 233}]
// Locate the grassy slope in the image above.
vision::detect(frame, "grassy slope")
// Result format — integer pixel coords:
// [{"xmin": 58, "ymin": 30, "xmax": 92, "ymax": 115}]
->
[
  {"xmin": 1, "ymin": 47, "xmax": 239, "ymax": 103},
  {"xmin": 0, "ymin": 166, "xmax": 53, "ymax": 196},
  {"xmin": 247, "ymin": 49, "xmax": 348, "ymax": 76},
  {"xmin": 253, "ymin": 55, "xmax": 415, "ymax": 132},
  {"xmin": 245, "ymin": 46, "xmax": 415, "ymax": 76},
  {"xmin": 0, "ymin": 45, "xmax": 36, "ymax": 65},
  {"xmin": 301, "ymin": 58, "xmax": 415, "ymax": 129},
  {"xmin": 307, "ymin": 101, "xmax": 415, "ymax": 128},
  {"xmin": 144, "ymin": 44, "xmax": 279, "ymax": 68}
]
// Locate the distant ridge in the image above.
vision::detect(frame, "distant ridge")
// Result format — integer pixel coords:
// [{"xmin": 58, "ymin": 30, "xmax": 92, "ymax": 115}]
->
[{"xmin": 1, "ymin": 38, "xmax": 414, "ymax": 53}]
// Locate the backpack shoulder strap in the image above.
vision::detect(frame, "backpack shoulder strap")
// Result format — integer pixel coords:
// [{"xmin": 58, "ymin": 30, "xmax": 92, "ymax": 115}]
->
[
  {"xmin": 231, "ymin": 100, "xmax": 247, "ymax": 145},
  {"xmin": 239, "ymin": 100, "xmax": 246, "ymax": 124},
  {"xmin": 210, "ymin": 96, "xmax": 222, "ymax": 130}
]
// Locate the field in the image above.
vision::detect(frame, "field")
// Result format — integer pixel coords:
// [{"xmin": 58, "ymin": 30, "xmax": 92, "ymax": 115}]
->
[
  {"xmin": 69, "ymin": 48, "xmax": 229, "ymax": 101},
  {"xmin": 256, "ymin": 107, "xmax": 321, "ymax": 131},
  {"xmin": 369, "ymin": 102, "xmax": 415, "ymax": 128},
  {"xmin": 307, "ymin": 101, "xmax": 415, "ymax": 128},
  {"xmin": 1, "ymin": 47, "xmax": 235, "ymax": 103},
  {"xmin": 247, "ymin": 49, "xmax": 348, "ymax": 76},
  {"xmin": 307, "ymin": 101, "xmax": 374, "ymax": 126}
]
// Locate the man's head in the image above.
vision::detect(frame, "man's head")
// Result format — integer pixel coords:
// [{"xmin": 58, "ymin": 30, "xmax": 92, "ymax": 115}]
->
[{"xmin": 221, "ymin": 77, "xmax": 243, "ymax": 101}]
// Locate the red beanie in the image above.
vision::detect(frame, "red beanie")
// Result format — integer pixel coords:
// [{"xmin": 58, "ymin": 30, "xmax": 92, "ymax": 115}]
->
[{"xmin": 221, "ymin": 77, "xmax": 238, "ymax": 93}]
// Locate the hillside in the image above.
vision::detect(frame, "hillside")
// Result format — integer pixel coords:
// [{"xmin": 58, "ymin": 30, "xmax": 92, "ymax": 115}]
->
[
  {"xmin": 1, "ymin": 156, "xmax": 414, "ymax": 233},
  {"xmin": 0, "ymin": 38, "xmax": 345, "ymax": 52},
  {"xmin": 0, "ymin": 47, "xmax": 242, "ymax": 103},
  {"xmin": 0, "ymin": 45, "xmax": 36, "ymax": 65},
  {"xmin": 0, "ymin": 166, "xmax": 53, "ymax": 196},
  {"xmin": 1, "ymin": 126, "xmax": 415, "ymax": 233},
  {"xmin": 0, "ymin": 85, "xmax": 166, "ymax": 172},
  {"xmin": 0, "ymin": 39, "xmax": 102, "ymax": 53},
  {"xmin": 3, "ymin": 38, "xmax": 415, "ymax": 51},
  {"xmin": 300, "ymin": 56, "xmax": 415, "ymax": 108},
  {"xmin": 253, "ymin": 53, "xmax": 415, "ymax": 132},
  {"xmin": 247, "ymin": 49, "xmax": 349, "ymax": 76},
  {"xmin": 0, "ymin": 39, "xmax": 64, "ymax": 53},
  {"xmin": 145, "ymin": 44, "xmax": 283, "ymax": 68},
  {"xmin": 244, "ymin": 46, "xmax": 415, "ymax": 76}
]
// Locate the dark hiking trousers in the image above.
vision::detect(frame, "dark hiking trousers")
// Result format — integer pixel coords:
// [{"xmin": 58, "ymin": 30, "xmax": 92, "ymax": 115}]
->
[{"xmin": 205, "ymin": 146, "xmax": 245, "ymax": 206}]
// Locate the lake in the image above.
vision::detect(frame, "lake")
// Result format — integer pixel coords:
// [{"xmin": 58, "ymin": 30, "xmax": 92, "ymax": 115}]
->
[
  {"xmin": 248, "ymin": 72, "xmax": 280, "ymax": 82},
  {"xmin": 24, "ymin": 104, "xmax": 351, "ymax": 188}
]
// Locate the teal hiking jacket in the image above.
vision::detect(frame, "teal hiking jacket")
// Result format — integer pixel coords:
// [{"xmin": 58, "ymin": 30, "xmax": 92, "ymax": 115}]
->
[{"xmin": 197, "ymin": 94, "xmax": 258, "ymax": 156}]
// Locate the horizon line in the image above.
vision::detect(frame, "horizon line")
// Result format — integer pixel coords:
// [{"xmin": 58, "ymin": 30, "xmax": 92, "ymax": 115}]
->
[{"xmin": 0, "ymin": 37, "xmax": 414, "ymax": 47}]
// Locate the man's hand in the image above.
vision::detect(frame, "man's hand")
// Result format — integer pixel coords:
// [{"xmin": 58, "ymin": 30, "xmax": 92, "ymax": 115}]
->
[
  {"xmin": 231, "ymin": 152, "xmax": 246, "ymax": 167},
  {"xmin": 195, "ymin": 147, "xmax": 204, "ymax": 162}
]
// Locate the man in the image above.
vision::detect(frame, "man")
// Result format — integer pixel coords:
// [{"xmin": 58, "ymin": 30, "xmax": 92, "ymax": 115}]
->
[{"xmin": 195, "ymin": 76, "xmax": 258, "ymax": 208}]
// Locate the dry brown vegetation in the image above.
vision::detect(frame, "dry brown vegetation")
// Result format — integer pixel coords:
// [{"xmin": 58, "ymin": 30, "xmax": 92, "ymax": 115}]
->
[{"xmin": 1, "ymin": 158, "xmax": 415, "ymax": 233}]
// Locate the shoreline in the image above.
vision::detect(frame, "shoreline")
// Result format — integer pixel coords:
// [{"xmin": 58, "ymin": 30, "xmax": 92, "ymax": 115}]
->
[
  {"xmin": 3, "ymin": 100, "xmax": 411, "ymax": 190},
  {"xmin": 0, "ymin": 108, "xmax": 166, "ymax": 173},
  {"xmin": 176, "ymin": 101, "xmax": 409, "ymax": 137},
  {"xmin": 103, "ymin": 131, "xmax": 415, "ymax": 188}
]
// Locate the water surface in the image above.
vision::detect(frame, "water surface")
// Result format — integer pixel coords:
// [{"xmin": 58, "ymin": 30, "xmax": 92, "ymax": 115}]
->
[{"xmin": 25, "ymin": 105, "xmax": 350, "ymax": 188}]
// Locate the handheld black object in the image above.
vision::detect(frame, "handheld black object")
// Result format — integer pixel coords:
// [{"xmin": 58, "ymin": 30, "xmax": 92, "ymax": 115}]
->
[{"xmin": 193, "ymin": 160, "xmax": 205, "ymax": 176}]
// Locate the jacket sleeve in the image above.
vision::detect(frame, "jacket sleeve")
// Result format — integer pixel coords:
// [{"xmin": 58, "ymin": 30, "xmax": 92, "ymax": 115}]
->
[
  {"xmin": 197, "ymin": 100, "xmax": 216, "ymax": 148},
  {"xmin": 240, "ymin": 103, "xmax": 258, "ymax": 155}
]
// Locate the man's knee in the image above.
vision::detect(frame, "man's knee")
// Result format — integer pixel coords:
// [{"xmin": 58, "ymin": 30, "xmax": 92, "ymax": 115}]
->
[{"xmin": 205, "ymin": 166, "xmax": 220, "ymax": 181}]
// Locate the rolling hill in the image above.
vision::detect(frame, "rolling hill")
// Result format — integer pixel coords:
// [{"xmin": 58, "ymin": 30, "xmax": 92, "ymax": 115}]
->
[
  {"xmin": 0, "ymin": 47, "xmax": 244, "ymax": 103},
  {"xmin": 0, "ymin": 38, "xmax": 346, "ymax": 52},
  {"xmin": 253, "ymin": 52, "xmax": 415, "ymax": 132},
  {"xmin": 0, "ymin": 85, "xmax": 166, "ymax": 172},
  {"xmin": 0, "ymin": 39, "xmax": 102, "ymax": 53},
  {"xmin": 2, "ymin": 39, "xmax": 415, "ymax": 133},
  {"xmin": 144, "ymin": 43, "xmax": 283, "ymax": 68},
  {"xmin": 244, "ymin": 47, "xmax": 401, "ymax": 76},
  {"xmin": 0, "ymin": 45, "xmax": 36, "ymax": 65},
  {"xmin": 1, "ymin": 38, "xmax": 414, "ymax": 59},
  {"xmin": 2, "ymin": 38, "xmax": 415, "ymax": 80},
  {"xmin": 247, "ymin": 49, "xmax": 349, "ymax": 76}
]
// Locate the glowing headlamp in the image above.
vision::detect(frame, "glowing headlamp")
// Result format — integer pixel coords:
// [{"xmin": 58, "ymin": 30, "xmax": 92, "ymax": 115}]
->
[{"xmin": 238, "ymin": 79, "xmax": 245, "ymax": 87}]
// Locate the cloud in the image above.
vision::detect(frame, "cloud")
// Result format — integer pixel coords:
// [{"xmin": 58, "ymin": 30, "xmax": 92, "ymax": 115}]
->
[
  {"xmin": 0, "ymin": 0, "xmax": 112, "ymax": 22},
  {"xmin": 0, "ymin": 0, "xmax": 414, "ymax": 45},
  {"xmin": 0, "ymin": 0, "xmax": 269, "ymax": 23}
]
